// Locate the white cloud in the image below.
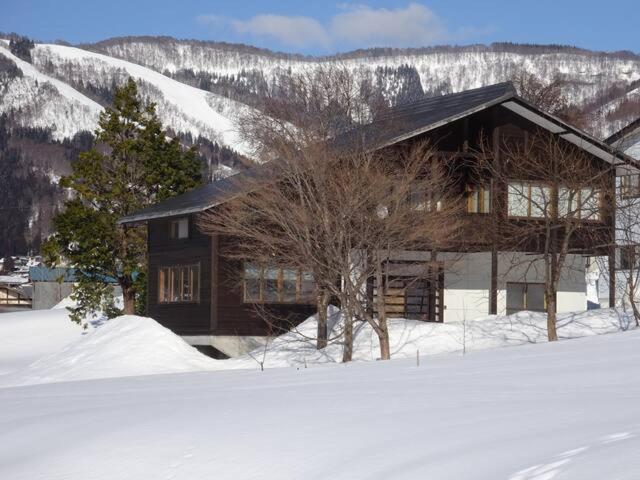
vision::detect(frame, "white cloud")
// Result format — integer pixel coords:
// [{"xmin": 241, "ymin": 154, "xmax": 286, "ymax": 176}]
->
[
  {"xmin": 231, "ymin": 14, "xmax": 330, "ymax": 49},
  {"xmin": 332, "ymin": 3, "xmax": 449, "ymax": 47},
  {"xmin": 197, "ymin": 3, "xmax": 486, "ymax": 50}
]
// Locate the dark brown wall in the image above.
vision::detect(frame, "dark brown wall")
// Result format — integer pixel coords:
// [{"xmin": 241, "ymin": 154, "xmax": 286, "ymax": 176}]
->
[
  {"xmin": 213, "ymin": 236, "xmax": 317, "ymax": 336},
  {"xmin": 147, "ymin": 215, "xmax": 212, "ymax": 335},
  {"xmin": 403, "ymin": 105, "xmax": 615, "ymax": 254}
]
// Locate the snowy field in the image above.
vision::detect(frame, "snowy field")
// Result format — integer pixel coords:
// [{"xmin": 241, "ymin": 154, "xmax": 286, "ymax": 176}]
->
[{"xmin": 1, "ymin": 307, "xmax": 639, "ymax": 478}]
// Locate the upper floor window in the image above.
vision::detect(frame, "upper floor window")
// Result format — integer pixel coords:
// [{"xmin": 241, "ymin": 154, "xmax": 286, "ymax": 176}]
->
[
  {"xmin": 158, "ymin": 264, "xmax": 200, "ymax": 303},
  {"xmin": 244, "ymin": 263, "xmax": 315, "ymax": 304},
  {"xmin": 620, "ymin": 174, "xmax": 640, "ymax": 199},
  {"xmin": 508, "ymin": 182, "xmax": 549, "ymax": 218},
  {"xmin": 466, "ymin": 184, "xmax": 491, "ymax": 214},
  {"xmin": 558, "ymin": 187, "xmax": 600, "ymax": 220},
  {"xmin": 169, "ymin": 217, "xmax": 189, "ymax": 239},
  {"xmin": 508, "ymin": 182, "xmax": 600, "ymax": 220}
]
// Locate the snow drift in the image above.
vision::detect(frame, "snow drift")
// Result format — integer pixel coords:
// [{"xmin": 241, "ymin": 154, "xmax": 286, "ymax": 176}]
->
[
  {"xmin": 225, "ymin": 307, "xmax": 637, "ymax": 370},
  {"xmin": 0, "ymin": 308, "xmax": 92, "ymax": 375},
  {"xmin": 1, "ymin": 315, "xmax": 218, "ymax": 387},
  {"xmin": 1, "ymin": 306, "xmax": 636, "ymax": 386}
]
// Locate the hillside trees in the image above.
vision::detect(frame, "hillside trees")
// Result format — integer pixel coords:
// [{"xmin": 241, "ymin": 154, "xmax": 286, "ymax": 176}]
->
[
  {"xmin": 43, "ymin": 78, "xmax": 202, "ymax": 322},
  {"xmin": 9, "ymin": 35, "xmax": 35, "ymax": 63}
]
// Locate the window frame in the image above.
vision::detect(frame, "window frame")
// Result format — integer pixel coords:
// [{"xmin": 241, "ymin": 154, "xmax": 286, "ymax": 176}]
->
[
  {"xmin": 242, "ymin": 262, "xmax": 316, "ymax": 305},
  {"xmin": 169, "ymin": 217, "xmax": 190, "ymax": 240},
  {"xmin": 507, "ymin": 181, "xmax": 601, "ymax": 221},
  {"xmin": 620, "ymin": 174, "xmax": 640, "ymax": 199},
  {"xmin": 466, "ymin": 183, "xmax": 492, "ymax": 214},
  {"xmin": 158, "ymin": 263, "xmax": 201, "ymax": 304},
  {"xmin": 506, "ymin": 281, "xmax": 546, "ymax": 315}
]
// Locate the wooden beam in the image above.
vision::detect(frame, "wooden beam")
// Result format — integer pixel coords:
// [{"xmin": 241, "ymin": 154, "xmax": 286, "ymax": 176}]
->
[
  {"xmin": 490, "ymin": 250, "xmax": 498, "ymax": 315},
  {"xmin": 210, "ymin": 234, "xmax": 219, "ymax": 333},
  {"xmin": 609, "ymin": 245, "xmax": 616, "ymax": 308}
]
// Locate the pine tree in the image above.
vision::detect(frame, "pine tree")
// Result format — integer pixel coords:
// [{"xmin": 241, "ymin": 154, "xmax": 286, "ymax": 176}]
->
[{"xmin": 43, "ymin": 78, "xmax": 202, "ymax": 322}]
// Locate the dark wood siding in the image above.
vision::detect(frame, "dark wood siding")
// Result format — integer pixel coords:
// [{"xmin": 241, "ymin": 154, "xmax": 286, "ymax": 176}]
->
[
  {"xmin": 212, "ymin": 235, "xmax": 317, "ymax": 336},
  {"xmin": 147, "ymin": 215, "xmax": 212, "ymax": 335}
]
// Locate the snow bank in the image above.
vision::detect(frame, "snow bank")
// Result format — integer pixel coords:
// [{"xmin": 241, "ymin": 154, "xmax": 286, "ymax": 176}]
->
[
  {"xmin": 0, "ymin": 308, "xmax": 92, "ymax": 375},
  {"xmin": 1, "ymin": 315, "xmax": 218, "ymax": 387},
  {"xmin": 226, "ymin": 307, "xmax": 636, "ymax": 369}
]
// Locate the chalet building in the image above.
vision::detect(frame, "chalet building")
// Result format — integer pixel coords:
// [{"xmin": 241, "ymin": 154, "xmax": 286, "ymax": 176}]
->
[
  {"xmin": 120, "ymin": 82, "xmax": 636, "ymax": 357},
  {"xmin": 598, "ymin": 118, "xmax": 640, "ymax": 307}
]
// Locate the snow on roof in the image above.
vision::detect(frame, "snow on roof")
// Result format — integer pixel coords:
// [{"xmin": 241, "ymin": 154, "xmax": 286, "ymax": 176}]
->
[{"xmin": 0, "ymin": 275, "xmax": 29, "ymax": 285}]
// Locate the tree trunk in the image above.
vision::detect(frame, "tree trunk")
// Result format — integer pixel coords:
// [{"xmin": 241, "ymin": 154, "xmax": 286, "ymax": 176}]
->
[
  {"xmin": 546, "ymin": 293, "xmax": 558, "ymax": 342},
  {"xmin": 628, "ymin": 276, "xmax": 640, "ymax": 327},
  {"xmin": 316, "ymin": 290, "xmax": 329, "ymax": 349},
  {"xmin": 122, "ymin": 285, "xmax": 136, "ymax": 315},
  {"xmin": 378, "ymin": 321, "xmax": 390, "ymax": 360},
  {"xmin": 342, "ymin": 310, "xmax": 353, "ymax": 362},
  {"xmin": 374, "ymin": 255, "xmax": 391, "ymax": 360}
]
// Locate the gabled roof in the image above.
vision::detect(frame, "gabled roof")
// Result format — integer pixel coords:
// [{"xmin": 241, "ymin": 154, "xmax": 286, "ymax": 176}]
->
[
  {"xmin": 337, "ymin": 82, "xmax": 517, "ymax": 150},
  {"xmin": 119, "ymin": 82, "xmax": 637, "ymax": 225}
]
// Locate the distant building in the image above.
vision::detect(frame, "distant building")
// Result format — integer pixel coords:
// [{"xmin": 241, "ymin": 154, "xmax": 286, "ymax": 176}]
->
[
  {"xmin": 0, "ymin": 275, "xmax": 31, "ymax": 311},
  {"xmin": 29, "ymin": 267, "xmax": 76, "ymax": 310}
]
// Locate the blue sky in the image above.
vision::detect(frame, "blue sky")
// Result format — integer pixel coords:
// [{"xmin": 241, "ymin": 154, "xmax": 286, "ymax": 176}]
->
[{"xmin": 2, "ymin": 0, "xmax": 638, "ymax": 55}]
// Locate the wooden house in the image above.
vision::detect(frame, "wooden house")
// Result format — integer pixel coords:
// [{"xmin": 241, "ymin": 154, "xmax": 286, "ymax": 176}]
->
[{"xmin": 120, "ymin": 82, "xmax": 636, "ymax": 357}]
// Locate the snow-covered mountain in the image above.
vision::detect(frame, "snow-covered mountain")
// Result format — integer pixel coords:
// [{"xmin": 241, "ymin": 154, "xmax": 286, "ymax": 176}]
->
[
  {"xmin": 3, "ymin": 37, "xmax": 640, "ymax": 149},
  {"xmin": 87, "ymin": 37, "xmax": 640, "ymax": 138},
  {"xmin": 1, "ymin": 35, "xmax": 640, "ymax": 255},
  {"xmin": 0, "ymin": 39, "xmax": 251, "ymax": 153}
]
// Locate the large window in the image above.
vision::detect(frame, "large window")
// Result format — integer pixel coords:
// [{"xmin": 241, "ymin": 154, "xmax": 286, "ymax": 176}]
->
[
  {"xmin": 243, "ymin": 263, "xmax": 315, "ymax": 304},
  {"xmin": 621, "ymin": 174, "xmax": 640, "ymax": 199},
  {"xmin": 467, "ymin": 184, "xmax": 491, "ymax": 213},
  {"xmin": 158, "ymin": 264, "xmax": 200, "ymax": 303},
  {"xmin": 506, "ymin": 282, "xmax": 545, "ymax": 315},
  {"xmin": 508, "ymin": 182, "xmax": 600, "ymax": 220},
  {"xmin": 169, "ymin": 217, "xmax": 189, "ymax": 239}
]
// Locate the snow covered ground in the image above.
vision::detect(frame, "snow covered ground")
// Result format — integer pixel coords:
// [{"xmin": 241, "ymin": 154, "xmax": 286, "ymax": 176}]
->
[
  {"xmin": 0, "ymin": 306, "xmax": 636, "ymax": 385},
  {"xmin": 0, "ymin": 307, "xmax": 639, "ymax": 478}
]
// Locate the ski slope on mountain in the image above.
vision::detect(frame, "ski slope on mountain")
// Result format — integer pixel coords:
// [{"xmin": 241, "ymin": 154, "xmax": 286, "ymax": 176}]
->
[
  {"xmin": 0, "ymin": 43, "xmax": 101, "ymax": 140},
  {"xmin": 0, "ymin": 321, "xmax": 639, "ymax": 479},
  {"xmin": 30, "ymin": 43, "xmax": 252, "ymax": 154}
]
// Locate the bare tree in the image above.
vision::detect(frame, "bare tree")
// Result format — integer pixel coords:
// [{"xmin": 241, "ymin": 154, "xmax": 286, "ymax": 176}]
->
[
  {"xmin": 476, "ymin": 132, "xmax": 614, "ymax": 341},
  {"xmin": 198, "ymin": 66, "xmax": 466, "ymax": 360},
  {"xmin": 512, "ymin": 72, "xmax": 588, "ymax": 129}
]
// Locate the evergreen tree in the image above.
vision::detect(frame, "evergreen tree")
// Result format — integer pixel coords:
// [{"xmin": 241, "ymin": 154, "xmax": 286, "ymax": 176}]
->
[{"xmin": 43, "ymin": 78, "xmax": 202, "ymax": 322}]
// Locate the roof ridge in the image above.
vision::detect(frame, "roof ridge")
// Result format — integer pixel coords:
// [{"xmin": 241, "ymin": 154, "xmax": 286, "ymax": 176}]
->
[{"xmin": 375, "ymin": 81, "xmax": 515, "ymax": 121}]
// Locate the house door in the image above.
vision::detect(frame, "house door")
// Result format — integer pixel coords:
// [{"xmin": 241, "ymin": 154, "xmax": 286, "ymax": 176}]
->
[{"xmin": 372, "ymin": 264, "xmax": 444, "ymax": 322}]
